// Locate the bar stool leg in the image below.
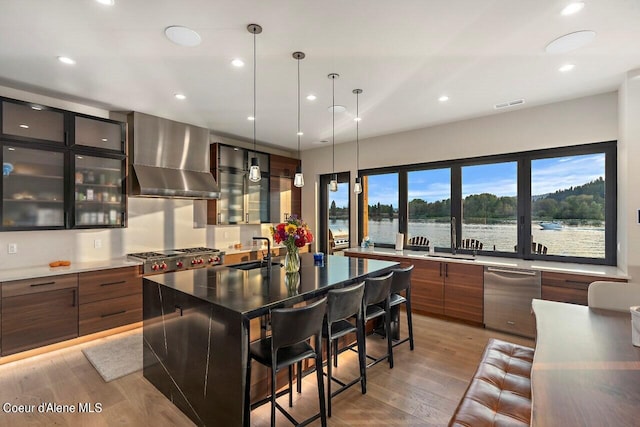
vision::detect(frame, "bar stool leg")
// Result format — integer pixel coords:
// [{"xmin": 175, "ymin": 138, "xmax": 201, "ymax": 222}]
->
[
  {"xmin": 356, "ymin": 314, "xmax": 367, "ymax": 394},
  {"xmin": 296, "ymin": 361, "xmax": 302, "ymax": 393},
  {"xmin": 315, "ymin": 339, "xmax": 328, "ymax": 427},
  {"xmin": 270, "ymin": 367, "xmax": 277, "ymax": 426},
  {"xmin": 386, "ymin": 301, "xmax": 394, "ymax": 369},
  {"xmin": 326, "ymin": 335, "xmax": 333, "ymax": 417},
  {"xmin": 333, "ymin": 339, "xmax": 339, "ymax": 368},
  {"xmin": 288, "ymin": 365, "xmax": 293, "ymax": 407},
  {"xmin": 406, "ymin": 290, "xmax": 415, "ymax": 351}
]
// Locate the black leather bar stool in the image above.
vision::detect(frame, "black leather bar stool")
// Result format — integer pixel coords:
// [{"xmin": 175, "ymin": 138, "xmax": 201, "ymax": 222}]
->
[
  {"xmin": 322, "ymin": 281, "xmax": 366, "ymax": 417},
  {"xmin": 246, "ymin": 297, "xmax": 328, "ymax": 427},
  {"xmin": 389, "ymin": 265, "xmax": 415, "ymax": 350},
  {"xmin": 360, "ymin": 272, "xmax": 394, "ymax": 371}
]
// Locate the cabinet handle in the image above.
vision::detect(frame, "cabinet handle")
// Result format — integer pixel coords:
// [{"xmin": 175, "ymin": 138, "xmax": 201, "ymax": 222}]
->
[
  {"xmin": 445, "ymin": 264, "xmax": 448, "ymax": 278},
  {"xmin": 439, "ymin": 263, "xmax": 442, "ymax": 277},
  {"xmin": 72, "ymin": 289, "xmax": 77, "ymax": 307},
  {"xmin": 101, "ymin": 310, "xmax": 126, "ymax": 318},
  {"xmin": 30, "ymin": 281, "xmax": 55, "ymax": 287},
  {"xmin": 284, "ymin": 213, "xmax": 289, "ymax": 221},
  {"xmin": 218, "ymin": 212, "xmax": 222, "ymax": 223},
  {"xmin": 245, "ymin": 213, "xmax": 249, "ymax": 223},
  {"xmin": 100, "ymin": 280, "xmax": 126, "ymax": 287},
  {"xmin": 565, "ymin": 280, "xmax": 590, "ymax": 286}
]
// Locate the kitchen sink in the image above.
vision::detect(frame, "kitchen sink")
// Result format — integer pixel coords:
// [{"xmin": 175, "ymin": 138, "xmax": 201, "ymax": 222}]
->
[{"xmin": 227, "ymin": 261, "xmax": 282, "ymax": 270}]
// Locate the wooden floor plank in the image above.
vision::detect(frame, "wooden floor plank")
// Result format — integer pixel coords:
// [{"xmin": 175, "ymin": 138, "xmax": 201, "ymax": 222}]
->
[{"xmin": 0, "ymin": 314, "xmax": 533, "ymax": 426}]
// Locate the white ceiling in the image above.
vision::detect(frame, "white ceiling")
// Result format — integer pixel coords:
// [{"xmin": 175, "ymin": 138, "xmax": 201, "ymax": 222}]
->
[{"xmin": 1, "ymin": 0, "xmax": 639, "ymax": 151}]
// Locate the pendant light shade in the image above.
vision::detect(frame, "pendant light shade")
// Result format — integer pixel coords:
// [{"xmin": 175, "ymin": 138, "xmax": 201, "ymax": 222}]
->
[
  {"xmin": 293, "ymin": 51, "xmax": 305, "ymax": 188},
  {"xmin": 248, "ymin": 24, "xmax": 262, "ymax": 183},
  {"xmin": 353, "ymin": 88, "xmax": 363, "ymax": 194},
  {"xmin": 329, "ymin": 73, "xmax": 339, "ymax": 192}
]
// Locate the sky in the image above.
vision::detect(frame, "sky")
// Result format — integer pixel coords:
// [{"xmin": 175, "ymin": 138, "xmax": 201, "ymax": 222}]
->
[{"xmin": 360, "ymin": 153, "xmax": 605, "ymax": 207}]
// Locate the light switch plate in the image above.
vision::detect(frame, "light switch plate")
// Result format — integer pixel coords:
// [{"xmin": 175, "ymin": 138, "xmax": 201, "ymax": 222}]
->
[
  {"xmin": 8, "ymin": 243, "xmax": 17, "ymax": 254},
  {"xmin": 94, "ymin": 239, "xmax": 102, "ymax": 249}
]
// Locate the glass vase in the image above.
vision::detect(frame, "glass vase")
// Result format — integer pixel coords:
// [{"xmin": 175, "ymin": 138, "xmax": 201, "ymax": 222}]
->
[
  {"xmin": 285, "ymin": 272, "xmax": 301, "ymax": 296},
  {"xmin": 284, "ymin": 248, "xmax": 300, "ymax": 273}
]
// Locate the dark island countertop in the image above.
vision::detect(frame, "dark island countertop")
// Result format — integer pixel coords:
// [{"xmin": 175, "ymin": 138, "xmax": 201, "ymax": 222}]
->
[{"xmin": 144, "ymin": 253, "xmax": 399, "ymax": 318}]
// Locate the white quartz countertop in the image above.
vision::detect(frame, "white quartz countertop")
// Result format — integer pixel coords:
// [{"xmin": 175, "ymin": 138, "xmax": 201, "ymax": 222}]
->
[
  {"xmin": 344, "ymin": 247, "xmax": 629, "ymax": 280},
  {"xmin": 0, "ymin": 258, "xmax": 143, "ymax": 282}
]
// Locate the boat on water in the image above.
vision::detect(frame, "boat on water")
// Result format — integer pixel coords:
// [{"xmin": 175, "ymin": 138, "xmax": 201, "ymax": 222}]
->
[{"xmin": 539, "ymin": 221, "xmax": 562, "ymax": 230}]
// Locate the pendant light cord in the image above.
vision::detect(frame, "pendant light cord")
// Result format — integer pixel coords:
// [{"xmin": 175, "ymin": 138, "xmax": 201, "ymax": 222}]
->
[
  {"xmin": 253, "ymin": 30, "xmax": 257, "ymax": 157},
  {"xmin": 332, "ymin": 75, "xmax": 335, "ymax": 174},
  {"xmin": 297, "ymin": 57, "xmax": 301, "ymax": 159},
  {"xmin": 356, "ymin": 91, "xmax": 359, "ymax": 171}
]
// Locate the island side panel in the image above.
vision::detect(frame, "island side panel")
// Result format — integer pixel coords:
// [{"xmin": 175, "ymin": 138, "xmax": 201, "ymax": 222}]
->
[{"xmin": 143, "ymin": 278, "xmax": 248, "ymax": 427}]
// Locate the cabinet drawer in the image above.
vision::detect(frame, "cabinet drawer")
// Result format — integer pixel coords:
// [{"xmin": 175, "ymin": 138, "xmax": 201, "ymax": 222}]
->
[
  {"xmin": 2, "ymin": 288, "xmax": 78, "ymax": 355},
  {"xmin": 79, "ymin": 266, "xmax": 141, "ymax": 304},
  {"xmin": 2, "ymin": 274, "xmax": 77, "ymax": 298},
  {"xmin": 79, "ymin": 293, "xmax": 142, "ymax": 336},
  {"xmin": 541, "ymin": 271, "xmax": 626, "ymax": 290}
]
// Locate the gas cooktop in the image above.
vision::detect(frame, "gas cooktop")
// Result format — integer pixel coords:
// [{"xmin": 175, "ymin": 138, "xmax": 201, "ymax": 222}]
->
[{"xmin": 127, "ymin": 247, "xmax": 224, "ymax": 274}]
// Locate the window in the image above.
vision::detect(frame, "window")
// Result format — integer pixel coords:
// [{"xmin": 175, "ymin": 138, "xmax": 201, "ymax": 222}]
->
[
  {"xmin": 328, "ymin": 180, "xmax": 350, "ymax": 252},
  {"xmin": 407, "ymin": 168, "xmax": 451, "ymax": 249},
  {"xmin": 362, "ymin": 173, "xmax": 399, "ymax": 245},
  {"xmin": 531, "ymin": 153, "xmax": 606, "ymax": 259},
  {"xmin": 358, "ymin": 141, "xmax": 616, "ymax": 265},
  {"xmin": 461, "ymin": 162, "xmax": 517, "ymax": 252}
]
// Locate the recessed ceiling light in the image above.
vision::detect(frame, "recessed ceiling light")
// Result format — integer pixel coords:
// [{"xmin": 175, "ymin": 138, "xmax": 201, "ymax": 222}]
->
[
  {"xmin": 77, "ymin": 156, "xmax": 83, "ymax": 159},
  {"xmin": 313, "ymin": 140, "xmax": 330, "ymax": 145},
  {"xmin": 354, "ymin": 117, "xmax": 362, "ymax": 122},
  {"xmin": 297, "ymin": 131, "xmax": 304, "ymax": 136},
  {"xmin": 7, "ymin": 147, "xmax": 15, "ymax": 151},
  {"xmin": 19, "ymin": 124, "xmax": 29, "ymax": 129},
  {"xmin": 164, "ymin": 26, "xmax": 202, "ymax": 47},
  {"xmin": 247, "ymin": 116, "xmax": 255, "ymax": 121},
  {"xmin": 559, "ymin": 63, "xmax": 575, "ymax": 72},
  {"xmin": 95, "ymin": 0, "xmax": 115, "ymax": 5},
  {"xmin": 231, "ymin": 58, "xmax": 244, "ymax": 67},
  {"xmin": 561, "ymin": 2, "xmax": 584, "ymax": 16},
  {"xmin": 328, "ymin": 105, "xmax": 346, "ymax": 113},
  {"xmin": 57, "ymin": 56, "xmax": 76, "ymax": 65},
  {"xmin": 306, "ymin": 94, "xmax": 317, "ymax": 101},
  {"xmin": 31, "ymin": 105, "xmax": 43, "ymax": 110},
  {"xmin": 438, "ymin": 95, "xmax": 449, "ymax": 102},
  {"xmin": 545, "ymin": 30, "xmax": 596, "ymax": 54},
  {"xmin": 174, "ymin": 93, "xmax": 186, "ymax": 100},
  {"xmin": 101, "ymin": 138, "xmax": 108, "ymax": 142}
]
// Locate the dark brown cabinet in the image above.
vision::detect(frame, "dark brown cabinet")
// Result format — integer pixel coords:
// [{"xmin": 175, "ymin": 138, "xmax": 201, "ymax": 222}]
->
[
  {"xmin": 541, "ymin": 271, "xmax": 626, "ymax": 305},
  {"xmin": 1, "ymin": 274, "xmax": 78, "ymax": 356},
  {"xmin": 78, "ymin": 266, "xmax": 142, "ymax": 336},
  {"xmin": 269, "ymin": 154, "xmax": 301, "ymax": 223},
  {"xmin": 1, "ymin": 100, "xmax": 65, "ymax": 143}
]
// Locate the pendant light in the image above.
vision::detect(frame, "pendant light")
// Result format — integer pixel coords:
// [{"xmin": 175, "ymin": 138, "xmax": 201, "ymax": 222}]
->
[
  {"xmin": 248, "ymin": 24, "xmax": 262, "ymax": 183},
  {"xmin": 328, "ymin": 73, "xmax": 339, "ymax": 192},
  {"xmin": 353, "ymin": 89, "xmax": 363, "ymax": 194},
  {"xmin": 293, "ymin": 52, "xmax": 305, "ymax": 188}
]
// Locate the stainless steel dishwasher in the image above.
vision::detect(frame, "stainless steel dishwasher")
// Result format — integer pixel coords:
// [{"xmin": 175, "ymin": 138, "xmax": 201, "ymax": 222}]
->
[{"xmin": 484, "ymin": 266, "xmax": 541, "ymax": 338}]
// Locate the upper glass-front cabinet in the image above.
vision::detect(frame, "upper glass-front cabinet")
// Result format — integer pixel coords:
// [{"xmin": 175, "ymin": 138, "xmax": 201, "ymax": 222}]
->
[
  {"xmin": 1, "ymin": 100, "xmax": 65, "ymax": 143},
  {"xmin": 2, "ymin": 145, "xmax": 65, "ymax": 229},
  {"xmin": 74, "ymin": 115, "xmax": 124, "ymax": 152},
  {"xmin": 0, "ymin": 96, "xmax": 127, "ymax": 230}
]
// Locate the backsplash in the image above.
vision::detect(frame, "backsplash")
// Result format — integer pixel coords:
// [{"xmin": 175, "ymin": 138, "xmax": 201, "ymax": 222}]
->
[{"xmin": 207, "ymin": 223, "xmax": 275, "ymax": 251}]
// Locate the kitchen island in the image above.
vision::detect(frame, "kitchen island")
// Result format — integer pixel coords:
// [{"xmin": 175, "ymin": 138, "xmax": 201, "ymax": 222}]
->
[{"xmin": 142, "ymin": 253, "xmax": 398, "ymax": 426}]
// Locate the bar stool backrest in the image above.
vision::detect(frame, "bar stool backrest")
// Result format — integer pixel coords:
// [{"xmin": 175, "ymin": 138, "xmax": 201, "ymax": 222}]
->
[
  {"xmin": 363, "ymin": 272, "xmax": 394, "ymax": 306},
  {"xmin": 270, "ymin": 297, "xmax": 328, "ymax": 351},
  {"xmin": 327, "ymin": 282, "xmax": 365, "ymax": 324},
  {"xmin": 390, "ymin": 265, "xmax": 414, "ymax": 294}
]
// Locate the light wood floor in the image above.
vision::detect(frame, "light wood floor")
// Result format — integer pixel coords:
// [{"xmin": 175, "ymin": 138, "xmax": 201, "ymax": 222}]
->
[{"xmin": 0, "ymin": 314, "xmax": 533, "ymax": 426}]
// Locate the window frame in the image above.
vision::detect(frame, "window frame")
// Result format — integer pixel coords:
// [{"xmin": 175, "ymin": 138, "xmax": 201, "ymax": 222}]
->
[{"xmin": 357, "ymin": 141, "xmax": 616, "ymax": 266}]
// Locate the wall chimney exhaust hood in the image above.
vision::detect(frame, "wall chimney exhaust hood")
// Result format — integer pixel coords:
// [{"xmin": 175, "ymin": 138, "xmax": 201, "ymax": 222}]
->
[{"xmin": 127, "ymin": 112, "xmax": 219, "ymax": 199}]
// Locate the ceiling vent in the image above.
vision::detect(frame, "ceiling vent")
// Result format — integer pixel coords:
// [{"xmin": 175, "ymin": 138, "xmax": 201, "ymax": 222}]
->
[{"xmin": 494, "ymin": 98, "xmax": 525, "ymax": 110}]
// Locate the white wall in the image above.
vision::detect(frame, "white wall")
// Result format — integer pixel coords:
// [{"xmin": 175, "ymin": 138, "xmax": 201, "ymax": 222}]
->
[{"xmin": 301, "ymin": 92, "xmax": 625, "ymax": 268}]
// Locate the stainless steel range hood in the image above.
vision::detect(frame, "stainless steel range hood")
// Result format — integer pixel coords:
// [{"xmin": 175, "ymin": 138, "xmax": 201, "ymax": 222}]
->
[{"xmin": 127, "ymin": 112, "xmax": 220, "ymax": 199}]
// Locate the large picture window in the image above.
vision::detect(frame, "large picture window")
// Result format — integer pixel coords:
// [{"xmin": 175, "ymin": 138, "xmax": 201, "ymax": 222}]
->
[{"xmin": 358, "ymin": 141, "xmax": 616, "ymax": 265}]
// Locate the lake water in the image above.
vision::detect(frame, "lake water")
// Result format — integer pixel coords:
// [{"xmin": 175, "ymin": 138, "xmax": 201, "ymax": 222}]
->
[{"xmin": 330, "ymin": 219, "xmax": 605, "ymax": 259}]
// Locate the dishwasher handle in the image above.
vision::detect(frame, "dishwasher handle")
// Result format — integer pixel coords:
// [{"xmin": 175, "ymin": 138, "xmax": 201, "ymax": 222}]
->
[{"xmin": 486, "ymin": 267, "xmax": 537, "ymax": 276}]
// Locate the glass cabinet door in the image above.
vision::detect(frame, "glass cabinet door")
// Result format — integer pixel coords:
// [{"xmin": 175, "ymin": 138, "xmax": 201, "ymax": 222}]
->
[
  {"xmin": 2, "ymin": 145, "xmax": 65, "ymax": 228},
  {"xmin": 247, "ymin": 175, "xmax": 269, "ymax": 224},
  {"xmin": 217, "ymin": 169, "xmax": 245, "ymax": 224},
  {"xmin": 74, "ymin": 116, "xmax": 124, "ymax": 152},
  {"xmin": 2, "ymin": 101, "xmax": 65, "ymax": 143},
  {"xmin": 74, "ymin": 155, "xmax": 125, "ymax": 227}
]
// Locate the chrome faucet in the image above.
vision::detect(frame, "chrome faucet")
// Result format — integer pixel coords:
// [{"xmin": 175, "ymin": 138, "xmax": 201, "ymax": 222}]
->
[
  {"xmin": 253, "ymin": 237, "xmax": 271, "ymax": 265},
  {"xmin": 451, "ymin": 217, "xmax": 457, "ymax": 255}
]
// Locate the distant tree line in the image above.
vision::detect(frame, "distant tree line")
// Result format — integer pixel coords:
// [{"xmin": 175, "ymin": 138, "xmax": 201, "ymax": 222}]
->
[
  {"xmin": 371, "ymin": 177, "xmax": 605, "ymax": 223},
  {"xmin": 329, "ymin": 200, "xmax": 349, "ymax": 221}
]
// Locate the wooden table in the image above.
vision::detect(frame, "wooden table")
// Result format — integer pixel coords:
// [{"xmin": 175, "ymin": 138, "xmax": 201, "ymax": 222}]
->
[{"xmin": 531, "ymin": 299, "xmax": 640, "ymax": 426}]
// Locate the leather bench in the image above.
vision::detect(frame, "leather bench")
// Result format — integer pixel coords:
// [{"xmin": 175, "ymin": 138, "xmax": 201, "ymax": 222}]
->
[{"xmin": 449, "ymin": 338, "xmax": 534, "ymax": 427}]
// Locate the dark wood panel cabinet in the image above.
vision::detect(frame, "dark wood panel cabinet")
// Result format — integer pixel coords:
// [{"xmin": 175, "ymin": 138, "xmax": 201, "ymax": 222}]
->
[
  {"xmin": 1, "ymin": 274, "xmax": 78, "ymax": 356},
  {"xmin": 443, "ymin": 262, "xmax": 484, "ymax": 323},
  {"xmin": 541, "ymin": 271, "xmax": 626, "ymax": 306},
  {"xmin": 412, "ymin": 260, "xmax": 445, "ymax": 315},
  {"xmin": 78, "ymin": 266, "xmax": 142, "ymax": 336}
]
